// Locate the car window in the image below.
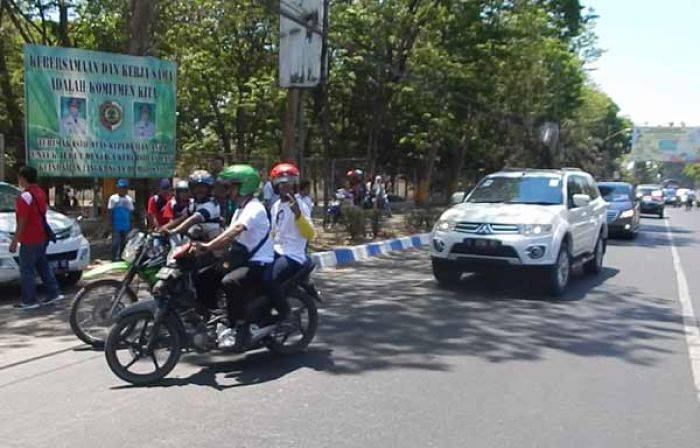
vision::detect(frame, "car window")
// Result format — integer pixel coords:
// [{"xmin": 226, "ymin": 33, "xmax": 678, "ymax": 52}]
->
[
  {"xmin": 0, "ymin": 184, "xmax": 19, "ymax": 212},
  {"xmin": 585, "ymin": 177, "xmax": 600, "ymax": 199},
  {"xmin": 567, "ymin": 176, "xmax": 582, "ymax": 207},
  {"xmin": 467, "ymin": 175, "xmax": 563, "ymax": 205},
  {"xmin": 599, "ymin": 184, "xmax": 632, "ymax": 202}
]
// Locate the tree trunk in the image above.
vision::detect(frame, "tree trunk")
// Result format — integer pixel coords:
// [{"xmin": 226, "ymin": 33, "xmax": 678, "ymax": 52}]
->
[
  {"xmin": 416, "ymin": 140, "xmax": 439, "ymax": 205},
  {"xmin": 126, "ymin": 0, "xmax": 159, "ymax": 226},
  {"xmin": 447, "ymin": 134, "xmax": 469, "ymax": 196}
]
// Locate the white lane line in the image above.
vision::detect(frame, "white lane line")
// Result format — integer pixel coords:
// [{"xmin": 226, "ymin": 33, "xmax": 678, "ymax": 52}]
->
[{"xmin": 665, "ymin": 218, "xmax": 700, "ymax": 402}]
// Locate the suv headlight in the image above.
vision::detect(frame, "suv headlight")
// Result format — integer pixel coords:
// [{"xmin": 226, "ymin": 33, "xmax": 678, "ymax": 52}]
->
[
  {"xmin": 620, "ymin": 209, "xmax": 635, "ymax": 218},
  {"xmin": 520, "ymin": 224, "xmax": 553, "ymax": 236},
  {"xmin": 70, "ymin": 223, "xmax": 82, "ymax": 238},
  {"xmin": 434, "ymin": 219, "xmax": 456, "ymax": 232}
]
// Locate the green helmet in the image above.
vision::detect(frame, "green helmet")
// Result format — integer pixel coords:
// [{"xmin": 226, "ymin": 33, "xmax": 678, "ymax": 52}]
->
[{"xmin": 219, "ymin": 164, "xmax": 260, "ymax": 196}]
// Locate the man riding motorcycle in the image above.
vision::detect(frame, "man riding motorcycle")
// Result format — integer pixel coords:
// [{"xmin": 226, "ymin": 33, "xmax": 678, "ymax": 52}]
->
[
  {"xmin": 197, "ymin": 164, "xmax": 275, "ymax": 351},
  {"xmin": 268, "ymin": 162, "xmax": 315, "ymax": 333},
  {"xmin": 166, "ymin": 170, "xmax": 221, "ymax": 240},
  {"xmin": 161, "ymin": 180, "xmax": 191, "ymax": 224}
]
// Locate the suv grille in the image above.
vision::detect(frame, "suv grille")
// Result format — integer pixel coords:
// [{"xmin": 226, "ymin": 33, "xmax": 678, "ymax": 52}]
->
[
  {"xmin": 606, "ymin": 210, "xmax": 619, "ymax": 222},
  {"xmin": 454, "ymin": 222, "xmax": 520, "ymax": 234}
]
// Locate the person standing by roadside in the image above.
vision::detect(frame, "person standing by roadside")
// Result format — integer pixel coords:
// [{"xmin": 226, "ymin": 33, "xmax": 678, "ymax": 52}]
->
[
  {"xmin": 9, "ymin": 166, "xmax": 63, "ymax": 310},
  {"xmin": 146, "ymin": 178, "xmax": 172, "ymax": 229},
  {"xmin": 108, "ymin": 179, "xmax": 134, "ymax": 261}
]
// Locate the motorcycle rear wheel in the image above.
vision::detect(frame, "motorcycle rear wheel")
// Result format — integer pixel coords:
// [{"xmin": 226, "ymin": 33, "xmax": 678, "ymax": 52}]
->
[
  {"xmin": 266, "ymin": 291, "xmax": 318, "ymax": 355},
  {"xmin": 105, "ymin": 312, "xmax": 182, "ymax": 385},
  {"xmin": 69, "ymin": 279, "xmax": 138, "ymax": 348}
]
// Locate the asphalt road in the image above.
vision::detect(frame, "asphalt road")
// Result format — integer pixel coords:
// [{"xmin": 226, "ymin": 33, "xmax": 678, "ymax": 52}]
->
[{"xmin": 1, "ymin": 209, "xmax": 700, "ymax": 447}]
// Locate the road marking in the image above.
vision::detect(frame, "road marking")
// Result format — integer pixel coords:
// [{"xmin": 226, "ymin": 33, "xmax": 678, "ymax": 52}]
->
[{"xmin": 665, "ymin": 219, "xmax": 700, "ymax": 402}]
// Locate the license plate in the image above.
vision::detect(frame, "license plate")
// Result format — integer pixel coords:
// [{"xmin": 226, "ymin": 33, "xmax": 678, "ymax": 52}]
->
[
  {"xmin": 51, "ymin": 260, "xmax": 69, "ymax": 271},
  {"xmin": 464, "ymin": 238, "xmax": 501, "ymax": 250}
]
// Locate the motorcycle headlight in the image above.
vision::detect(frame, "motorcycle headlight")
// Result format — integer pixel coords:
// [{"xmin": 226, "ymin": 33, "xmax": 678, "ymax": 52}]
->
[
  {"xmin": 520, "ymin": 224, "xmax": 553, "ymax": 236},
  {"xmin": 434, "ymin": 219, "xmax": 457, "ymax": 232},
  {"xmin": 122, "ymin": 232, "xmax": 145, "ymax": 263},
  {"xmin": 70, "ymin": 223, "xmax": 82, "ymax": 238},
  {"xmin": 620, "ymin": 209, "xmax": 635, "ymax": 219}
]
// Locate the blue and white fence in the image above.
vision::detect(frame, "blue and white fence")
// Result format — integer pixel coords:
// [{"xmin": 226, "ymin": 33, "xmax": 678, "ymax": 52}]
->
[{"xmin": 311, "ymin": 233, "xmax": 431, "ymax": 269}]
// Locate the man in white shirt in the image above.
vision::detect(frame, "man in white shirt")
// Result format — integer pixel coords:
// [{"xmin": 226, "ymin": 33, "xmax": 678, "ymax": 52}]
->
[
  {"xmin": 200, "ymin": 164, "xmax": 273, "ymax": 351},
  {"xmin": 60, "ymin": 98, "xmax": 87, "ymax": 138},
  {"xmin": 268, "ymin": 163, "xmax": 315, "ymax": 333}
]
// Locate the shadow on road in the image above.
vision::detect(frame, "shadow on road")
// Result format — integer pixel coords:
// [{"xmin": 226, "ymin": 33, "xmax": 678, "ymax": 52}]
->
[
  {"xmin": 307, "ymin": 249, "xmax": 684, "ymax": 375},
  {"xmin": 113, "ymin": 349, "xmax": 335, "ymax": 391}
]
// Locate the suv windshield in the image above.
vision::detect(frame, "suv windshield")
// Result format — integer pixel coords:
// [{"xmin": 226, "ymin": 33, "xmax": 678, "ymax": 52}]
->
[
  {"xmin": 468, "ymin": 175, "xmax": 563, "ymax": 205},
  {"xmin": 599, "ymin": 184, "xmax": 631, "ymax": 202},
  {"xmin": 0, "ymin": 184, "xmax": 19, "ymax": 213}
]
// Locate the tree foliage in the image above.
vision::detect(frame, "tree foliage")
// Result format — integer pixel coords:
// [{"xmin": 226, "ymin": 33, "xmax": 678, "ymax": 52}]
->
[{"xmin": 0, "ymin": 0, "xmax": 631, "ymax": 198}]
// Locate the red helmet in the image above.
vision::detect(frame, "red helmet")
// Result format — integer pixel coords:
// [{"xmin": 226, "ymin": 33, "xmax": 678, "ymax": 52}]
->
[
  {"xmin": 270, "ymin": 162, "xmax": 300, "ymax": 186},
  {"xmin": 346, "ymin": 169, "xmax": 364, "ymax": 179}
]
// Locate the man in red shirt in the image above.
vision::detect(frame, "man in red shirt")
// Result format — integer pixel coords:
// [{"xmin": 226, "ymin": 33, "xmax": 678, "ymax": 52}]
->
[
  {"xmin": 146, "ymin": 178, "xmax": 172, "ymax": 229},
  {"xmin": 9, "ymin": 166, "xmax": 62, "ymax": 310}
]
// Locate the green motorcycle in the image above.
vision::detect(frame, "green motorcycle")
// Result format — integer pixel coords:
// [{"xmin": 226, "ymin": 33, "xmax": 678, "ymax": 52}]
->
[{"xmin": 69, "ymin": 232, "xmax": 169, "ymax": 347}]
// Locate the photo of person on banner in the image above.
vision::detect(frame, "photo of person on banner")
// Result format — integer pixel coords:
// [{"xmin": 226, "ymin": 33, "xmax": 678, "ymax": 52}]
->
[
  {"xmin": 59, "ymin": 97, "xmax": 87, "ymax": 138},
  {"xmin": 134, "ymin": 102, "xmax": 156, "ymax": 140}
]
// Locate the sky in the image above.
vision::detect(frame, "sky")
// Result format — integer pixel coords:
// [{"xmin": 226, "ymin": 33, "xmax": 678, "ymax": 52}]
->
[{"xmin": 586, "ymin": 0, "xmax": 700, "ymax": 126}]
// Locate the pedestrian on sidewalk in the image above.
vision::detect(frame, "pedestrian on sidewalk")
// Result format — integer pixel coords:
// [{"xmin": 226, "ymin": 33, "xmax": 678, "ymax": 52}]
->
[
  {"xmin": 108, "ymin": 179, "xmax": 134, "ymax": 261},
  {"xmin": 9, "ymin": 166, "xmax": 63, "ymax": 310}
]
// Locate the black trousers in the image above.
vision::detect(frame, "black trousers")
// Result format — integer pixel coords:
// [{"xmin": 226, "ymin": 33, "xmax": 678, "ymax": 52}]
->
[{"xmin": 220, "ymin": 263, "xmax": 268, "ymax": 325}]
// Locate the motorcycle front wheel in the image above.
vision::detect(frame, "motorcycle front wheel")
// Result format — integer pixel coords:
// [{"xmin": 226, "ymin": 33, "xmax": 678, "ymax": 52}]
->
[
  {"xmin": 266, "ymin": 290, "xmax": 318, "ymax": 355},
  {"xmin": 69, "ymin": 279, "xmax": 138, "ymax": 347},
  {"xmin": 104, "ymin": 312, "xmax": 182, "ymax": 385}
]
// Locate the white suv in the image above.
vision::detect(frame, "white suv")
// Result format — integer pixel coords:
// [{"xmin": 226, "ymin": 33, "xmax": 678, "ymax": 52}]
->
[{"xmin": 431, "ymin": 169, "xmax": 608, "ymax": 294}]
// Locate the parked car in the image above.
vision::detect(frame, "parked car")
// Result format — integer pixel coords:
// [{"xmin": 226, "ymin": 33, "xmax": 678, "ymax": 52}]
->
[
  {"xmin": 636, "ymin": 184, "xmax": 665, "ymax": 218},
  {"xmin": 431, "ymin": 168, "xmax": 608, "ymax": 295},
  {"xmin": 0, "ymin": 182, "xmax": 90, "ymax": 286},
  {"xmin": 598, "ymin": 182, "xmax": 640, "ymax": 238}
]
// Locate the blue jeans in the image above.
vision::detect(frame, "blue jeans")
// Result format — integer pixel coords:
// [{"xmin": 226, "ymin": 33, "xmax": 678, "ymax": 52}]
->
[
  {"xmin": 19, "ymin": 243, "xmax": 60, "ymax": 305},
  {"xmin": 112, "ymin": 230, "xmax": 128, "ymax": 261}
]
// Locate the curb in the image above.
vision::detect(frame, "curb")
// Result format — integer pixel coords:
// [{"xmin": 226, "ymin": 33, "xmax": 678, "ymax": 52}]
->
[{"xmin": 310, "ymin": 233, "xmax": 431, "ymax": 269}]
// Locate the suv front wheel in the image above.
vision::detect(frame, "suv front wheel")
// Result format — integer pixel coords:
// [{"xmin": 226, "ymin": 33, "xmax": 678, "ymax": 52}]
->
[{"xmin": 547, "ymin": 242, "xmax": 571, "ymax": 296}]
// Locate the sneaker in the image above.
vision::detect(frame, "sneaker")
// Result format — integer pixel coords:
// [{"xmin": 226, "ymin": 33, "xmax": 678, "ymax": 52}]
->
[
  {"xmin": 41, "ymin": 294, "xmax": 66, "ymax": 305},
  {"xmin": 13, "ymin": 302, "xmax": 40, "ymax": 311},
  {"xmin": 217, "ymin": 328, "xmax": 237, "ymax": 350}
]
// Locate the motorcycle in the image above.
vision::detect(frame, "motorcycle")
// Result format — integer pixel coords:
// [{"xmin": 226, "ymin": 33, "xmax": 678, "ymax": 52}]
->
[
  {"xmin": 104, "ymin": 241, "xmax": 320, "ymax": 385},
  {"xmin": 323, "ymin": 190, "xmax": 348, "ymax": 230},
  {"xmin": 69, "ymin": 232, "xmax": 170, "ymax": 347}
]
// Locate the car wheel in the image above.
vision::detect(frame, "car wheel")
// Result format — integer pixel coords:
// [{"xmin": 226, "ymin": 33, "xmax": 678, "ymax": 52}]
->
[
  {"xmin": 432, "ymin": 258, "xmax": 462, "ymax": 286},
  {"xmin": 58, "ymin": 271, "xmax": 83, "ymax": 288},
  {"xmin": 585, "ymin": 236, "xmax": 605, "ymax": 274},
  {"xmin": 548, "ymin": 242, "xmax": 570, "ymax": 296}
]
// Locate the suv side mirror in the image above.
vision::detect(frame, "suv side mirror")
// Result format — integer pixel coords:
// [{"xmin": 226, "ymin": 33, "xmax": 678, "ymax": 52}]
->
[
  {"xmin": 573, "ymin": 194, "xmax": 591, "ymax": 208},
  {"xmin": 450, "ymin": 191, "xmax": 466, "ymax": 205}
]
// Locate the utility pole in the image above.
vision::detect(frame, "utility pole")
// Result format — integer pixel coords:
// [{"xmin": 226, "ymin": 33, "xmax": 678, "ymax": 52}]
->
[{"xmin": 319, "ymin": 0, "xmax": 331, "ymax": 207}]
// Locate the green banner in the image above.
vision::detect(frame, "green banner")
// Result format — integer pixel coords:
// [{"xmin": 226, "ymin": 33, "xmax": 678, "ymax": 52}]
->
[{"xmin": 24, "ymin": 44, "xmax": 177, "ymax": 178}]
